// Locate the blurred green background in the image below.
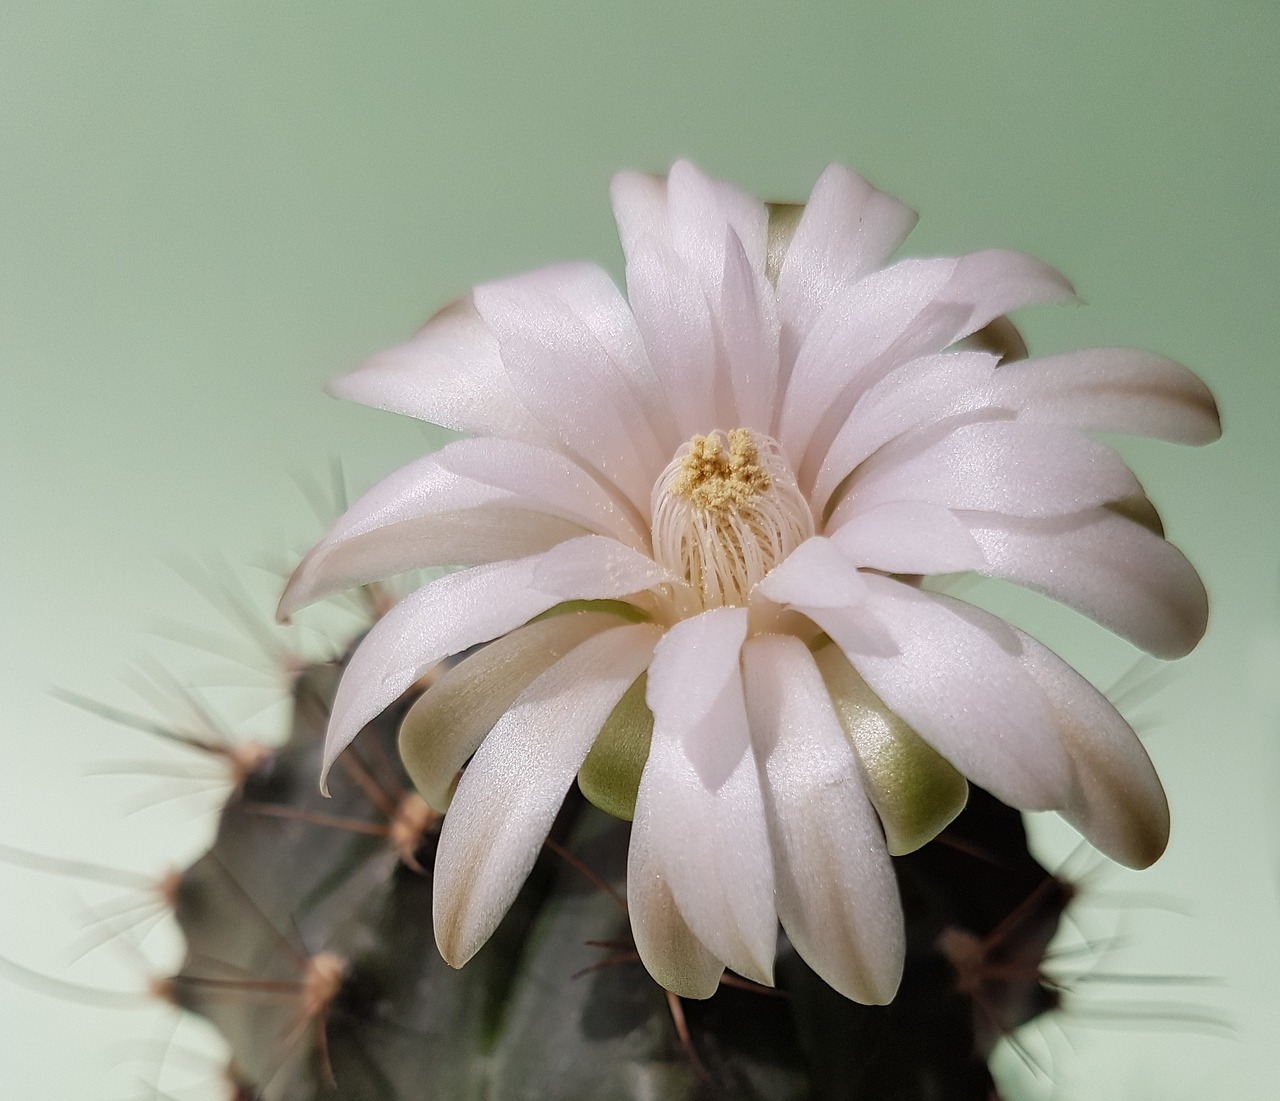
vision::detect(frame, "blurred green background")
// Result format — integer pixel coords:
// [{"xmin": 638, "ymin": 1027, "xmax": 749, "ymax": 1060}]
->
[{"xmin": 2, "ymin": 2, "xmax": 1277, "ymax": 1098}]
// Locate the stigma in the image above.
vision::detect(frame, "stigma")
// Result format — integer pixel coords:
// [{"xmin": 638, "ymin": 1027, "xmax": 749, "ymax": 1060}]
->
[{"xmin": 651, "ymin": 428, "xmax": 814, "ymax": 609}]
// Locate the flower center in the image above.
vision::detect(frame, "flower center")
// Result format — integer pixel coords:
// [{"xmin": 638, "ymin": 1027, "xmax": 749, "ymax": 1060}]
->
[{"xmin": 651, "ymin": 428, "xmax": 813, "ymax": 609}]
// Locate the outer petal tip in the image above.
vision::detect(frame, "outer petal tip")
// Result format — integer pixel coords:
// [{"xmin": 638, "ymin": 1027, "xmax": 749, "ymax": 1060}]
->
[{"xmin": 276, "ymin": 565, "xmax": 310, "ymax": 623}]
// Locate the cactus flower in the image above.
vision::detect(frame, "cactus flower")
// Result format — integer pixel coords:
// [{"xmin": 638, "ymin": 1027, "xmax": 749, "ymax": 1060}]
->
[{"xmin": 279, "ymin": 161, "xmax": 1218, "ymax": 1003}]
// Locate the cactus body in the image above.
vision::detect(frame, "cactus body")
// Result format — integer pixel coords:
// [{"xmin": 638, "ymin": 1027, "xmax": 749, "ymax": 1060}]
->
[{"xmin": 172, "ymin": 651, "xmax": 1068, "ymax": 1100}]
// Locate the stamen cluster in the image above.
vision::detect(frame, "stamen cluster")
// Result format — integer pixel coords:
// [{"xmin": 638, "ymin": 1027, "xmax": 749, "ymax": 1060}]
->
[{"xmin": 651, "ymin": 428, "xmax": 813, "ymax": 609}]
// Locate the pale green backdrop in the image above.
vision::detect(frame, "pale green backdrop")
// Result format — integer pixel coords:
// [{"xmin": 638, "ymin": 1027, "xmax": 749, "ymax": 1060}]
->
[{"xmin": 2, "ymin": 2, "xmax": 1277, "ymax": 1099}]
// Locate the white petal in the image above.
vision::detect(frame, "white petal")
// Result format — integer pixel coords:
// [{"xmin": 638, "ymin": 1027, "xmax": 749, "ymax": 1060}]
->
[
  {"xmin": 627, "ymin": 787, "xmax": 725, "ymax": 999},
  {"xmin": 983, "ymin": 347, "xmax": 1221, "ymax": 445},
  {"xmin": 720, "ymin": 227, "xmax": 782, "ymax": 430},
  {"xmin": 961, "ymin": 507, "xmax": 1209, "ymax": 658},
  {"xmin": 772, "ymin": 568, "xmax": 1076, "ymax": 811},
  {"xmin": 433, "ymin": 622, "xmax": 661, "ymax": 966},
  {"xmin": 780, "ymin": 248, "xmax": 1073, "ymax": 478},
  {"xmin": 610, "ymin": 169, "xmax": 670, "ymax": 260},
  {"xmin": 941, "ymin": 248, "xmax": 1077, "ymax": 337},
  {"xmin": 743, "ymin": 635, "xmax": 904, "ymax": 1004},
  {"xmin": 830, "ymin": 501, "xmax": 987, "ymax": 576},
  {"xmin": 666, "ymin": 159, "xmax": 769, "ymax": 288},
  {"xmin": 810, "ymin": 350, "xmax": 998, "ymax": 515},
  {"xmin": 328, "ymin": 296, "xmax": 550, "ymax": 442},
  {"xmin": 758, "ymin": 536, "xmax": 872, "ymax": 610},
  {"xmin": 1012, "ymin": 629, "xmax": 1169, "ymax": 868},
  {"xmin": 278, "ymin": 437, "xmax": 648, "ymax": 617},
  {"xmin": 625, "ymin": 236, "xmax": 725, "ymax": 436},
  {"xmin": 437, "ymin": 437, "xmax": 648, "ymax": 544},
  {"xmin": 779, "ymin": 258, "xmax": 971, "ymax": 472},
  {"xmin": 320, "ymin": 537, "xmax": 670, "ymax": 788},
  {"xmin": 399, "ymin": 611, "xmax": 626, "ymax": 810},
  {"xmin": 280, "ymin": 511, "xmax": 584, "ymax": 619},
  {"xmin": 836, "ymin": 419, "xmax": 1142, "ymax": 523},
  {"xmin": 776, "ymin": 163, "xmax": 918, "ymax": 339},
  {"xmin": 472, "ymin": 263, "xmax": 673, "ymax": 511},
  {"xmin": 639, "ymin": 609, "xmax": 777, "ymax": 984}
]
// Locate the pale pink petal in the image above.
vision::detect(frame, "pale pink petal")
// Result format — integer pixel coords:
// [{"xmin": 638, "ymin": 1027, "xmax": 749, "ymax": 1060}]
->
[
  {"xmin": 983, "ymin": 347, "xmax": 1221, "ymax": 445},
  {"xmin": 810, "ymin": 350, "xmax": 998, "ymax": 515},
  {"xmin": 328, "ymin": 296, "xmax": 551, "ymax": 442},
  {"xmin": 625, "ymin": 236, "xmax": 725, "ymax": 437},
  {"xmin": 782, "ymin": 249, "xmax": 1072, "ymax": 479},
  {"xmin": 1012, "ymin": 629, "xmax": 1169, "ymax": 868},
  {"xmin": 639, "ymin": 608, "xmax": 777, "ymax": 984},
  {"xmin": 743, "ymin": 635, "xmax": 904, "ymax": 1004},
  {"xmin": 961, "ymin": 508, "xmax": 1209, "ymax": 658},
  {"xmin": 400, "ymin": 611, "xmax": 626, "ymax": 810},
  {"xmin": 281, "ymin": 510, "xmax": 584, "ymax": 621},
  {"xmin": 472, "ymin": 263, "xmax": 674, "ymax": 511},
  {"xmin": 720, "ymin": 228, "xmax": 782, "ymax": 431},
  {"xmin": 779, "ymin": 257, "xmax": 961, "ymax": 463},
  {"xmin": 763, "ymin": 565, "xmax": 1076, "ymax": 811},
  {"xmin": 757, "ymin": 536, "xmax": 872, "ymax": 610},
  {"xmin": 830, "ymin": 502, "xmax": 987, "ymax": 576},
  {"xmin": 627, "ymin": 787, "xmax": 725, "ymax": 999},
  {"xmin": 433, "ymin": 622, "xmax": 661, "ymax": 966},
  {"xmin": 609, "ymin": 170, "xmax": 670, "ymax": 260},
  {"xmin": 834, "ymin": 420, "xmax": 1142, "ymax": 524},
  {"xmin": 321, "ymin": 537, "xmax": 670, "ymax": 789},
  {"xmin": 278, "ymin": 438, "xmax": 648, "ymax": 617},
  {"xmin": 940, "ymin": 248, "xmax": 1077, "ymax": 338},
  {"xmin": 776, "ymin": 163, "xmax": 918, "ymax": 339},
  {"xmin": 438, "ymin": 437, "xmax": 648, "ymax": 544},
  {"xmin": 666, "ymin": 159, "xmax": 769, "ymax": 288}
]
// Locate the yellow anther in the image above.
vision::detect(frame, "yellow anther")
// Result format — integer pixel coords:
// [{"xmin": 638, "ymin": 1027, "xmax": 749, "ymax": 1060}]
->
[{"xmin": 652, "ymin": 428, "xmax": 813, "ymax": 609}]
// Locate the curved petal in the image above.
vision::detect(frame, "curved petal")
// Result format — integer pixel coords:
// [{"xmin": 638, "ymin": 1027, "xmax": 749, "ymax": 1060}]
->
[
  {"xmin": 399, "ymin": 611, "xmax": 626, "ymax": 810},
  {"xmin": 939, "ymin": 248, "xmax": 1076, "ymax": 339},
  {"xmin": 473, "ymin": 263, "xmax": 674, "ymax": 511},
  {"xmin": 278, "ymin": 438, "xmax": 648, "ymax": 616},
  {"xmin": 625, "ymin": 235, "xmax": 725, "ymax": 437},
  {"xmin": 759, "ymin": 536, "xmax": 872, "ymax": 610},
  {"xmin": 781, "ymin": 248, "xmax": 1072, "ymax": 480},
  {"xmin": 764, "ymin": 563, "xmax": 1075, "ymax": 811},
  {"xmin": 436, "ymin": 436, "xmax": 648, "ymax": 544},
  {"xmin": 281, "ymin": 511, "xmax": 585, "ymax": 619},
  {"xmin": 433, "ymin": 622, "xmax": 661, "ymax": 966},
  {"xmin": 778, "ymin": 257, "xmax": 961, "ymax": 465},
  {"xmin": 830, "ymin": 501, "xmax": 987, "ymax": 576},
  {"xmin": 983, "ymin": 347, "xmax": 1221, "ymax": 445},
  {"xmin": 1012, "ymin": 629, "xmax": 1169, "ymax": 868},
  {"xmin": 960, "ymin": 507, "xmax": 1209, "ymax": 658},
  {"xmin": 776, "ymin": 163, "xmax": 918, "ymax": 340},
  {"xmin": 610, "ymin": 169, "xmax": 670, "ymax": 260},
  {"xmin": 835, "ymin": 419, "xmax": 1142, "ymax": 524},
  {"xmin": 639, "ymin": 608, "xmax": 777, "ymax": 984},
  {"xmin": 743, "ymin": 635, "xmax": 904, "ymax": 1004},
  {"xmin": 328, "ymin": 296, "xmax": 551, "ymax": 442},
  {"xmin": 720, "ymin": 227, "xmax": 782, "ymax": 431},
  {"xmin": 666, "ymin": 159, "xmax": 769, "ymax": 288},
  {"xmin": 627, "ymin": 786, "xmax": 725, "ymax": 999},
  {"xmin": 810, "ymin": 350, "xmax": 998, "ymax": 516},
  {"xmin": 321, "ymin": 537, "xmax": 671, "ymax": 788}
]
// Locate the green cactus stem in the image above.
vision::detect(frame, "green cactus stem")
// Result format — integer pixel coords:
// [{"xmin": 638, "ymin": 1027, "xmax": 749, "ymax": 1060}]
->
[{"xmin": 171, "ymin": 650, "xmax": 1069, "ymax": 1100}]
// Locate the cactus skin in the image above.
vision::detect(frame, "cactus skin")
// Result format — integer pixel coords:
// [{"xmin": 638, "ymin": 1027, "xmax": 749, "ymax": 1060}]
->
[{"xmin": 171, "ymin": 650, "xmax": 1070, "ymax": 1101}]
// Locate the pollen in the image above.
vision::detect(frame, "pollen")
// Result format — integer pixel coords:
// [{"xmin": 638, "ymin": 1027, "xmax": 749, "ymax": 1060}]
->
[{"xmin": 652, "ymin": 428, "xmax": 813, "ymax": 609}]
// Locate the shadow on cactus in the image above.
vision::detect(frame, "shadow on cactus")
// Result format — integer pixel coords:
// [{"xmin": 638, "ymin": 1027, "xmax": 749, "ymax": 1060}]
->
[{"xmin": 164, "ymin": 637, "xmax": 1070, "ymax": 1101}]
